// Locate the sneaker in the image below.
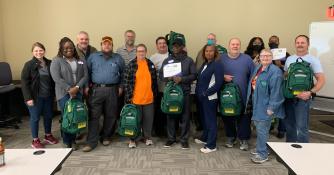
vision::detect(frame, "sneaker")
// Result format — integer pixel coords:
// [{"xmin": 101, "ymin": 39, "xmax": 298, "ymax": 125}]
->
[
  {"xmin": 250, "ymin": 148, "xmax": 258, "ymax": 155},
  {"xmin": 102, "ymin": 140, "xmax": 111, "ymax": 146},
  {"xmin": 194, "ymin": 138, "xmax": 206, "ymax": 144},
  {"xmin": 145, "ymin": 139, "xmax": 153, "ymax": 146},
  {"xmin": 82, "ymin": 145, "xmax": 94, "ymax": 152},
  {"xmin": 163, "ymin": 140, "xmax": 175, "ymax": 148},
  {"xmin": 250, "ymin": 149, "xmax": 270, "ymax": 156},
  {"xmin": 276, "ymin": 132, "xmax": 285, "ymax": 139},
  {"xmin": 129, "ymin": 141, "xmax": 136, "ymax": 148},
  {"xmin": 181, "ymin": 142, "xmax": 190, "ymax": 149},
  {"xmin": 239, "ymin": 140, "xmax": 249, "ymax": 151},
  {"xmin": 225, "ymin": 138, "xmax": 236, "ymax": 148},
  {"xmin": 62, "ymin": 143, "xmax": 78, "ymax": 151},
  {"xmin": 251, "ymin": 154, "xmax": 269, "ymax": 164},
  {"xmin": 44, "ymin": 134, "xmax": 59, "ymax": 145},
  {"xmin": 31, "ymin": 139, "xmax": 45, "ymax": 149},
  {"xmin": 200, "ymin": 147, "xmax": 217, "ymax": 153}
]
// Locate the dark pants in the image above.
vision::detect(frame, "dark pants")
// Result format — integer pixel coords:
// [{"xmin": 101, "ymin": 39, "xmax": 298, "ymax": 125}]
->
[
  {"xmin": 131, "ymin": 103, "xmax": 154, "ymax": 141},
  {"xmin": 58, "ymin": 93, "xmax": 82, "ymax": 145},
  {"xmin": 285, "ymin": 98, "xmax": 310, "ymax": 143},
  {"xmin": 198, "ymin": 98, "xmax": 218, "ymax": 149},
  {"xmin": 166, "ymin": 94, "xmax": 191, "ymax": 143},
  {"xmin": 27, "ymin": 96, "xmax": 53, "ymax": 139},
  {"xmin": 277, "ymin": 118, "xmax": 286, "ymax": 133},
  {"xmin": 153, "ymin": 92, "xmax": 166, "ymax": 136},
  {"xmin": 222, "ymin": 113, "xmax": 251, "ymax": 140},
  {"xmin": 87, "ymin": 86, "xmax": 118, "ymax": 148}
]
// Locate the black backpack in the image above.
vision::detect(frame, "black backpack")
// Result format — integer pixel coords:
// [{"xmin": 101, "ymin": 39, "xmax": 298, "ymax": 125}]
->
[{"xmin": 283, "ymin": 57, "xmax": 314, "ymax": 98}]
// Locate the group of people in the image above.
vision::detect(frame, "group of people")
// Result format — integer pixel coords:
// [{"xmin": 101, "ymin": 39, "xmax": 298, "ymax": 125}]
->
[{"xmin": 20, "ymin": 30, "xmax": 325, "ymax": 164}]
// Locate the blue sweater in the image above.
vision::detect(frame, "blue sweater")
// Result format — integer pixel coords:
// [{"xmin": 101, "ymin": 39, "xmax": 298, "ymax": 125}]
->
[
  {"xmin": 245, "ymin": 64, "xmax": 285, "ymax": 121},
  {"xmin": 220, "ymin": 53, "xmax": 255, "ymax": 105},
  {"xmin": 195, "ymin": 59, "xmax": 224, "ymax": 99}
]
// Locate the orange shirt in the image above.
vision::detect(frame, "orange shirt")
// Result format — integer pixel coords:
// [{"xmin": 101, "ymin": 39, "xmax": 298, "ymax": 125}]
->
[{"xmin": 132, "ymin": 59, "xmax": 153, "ymax": 105}]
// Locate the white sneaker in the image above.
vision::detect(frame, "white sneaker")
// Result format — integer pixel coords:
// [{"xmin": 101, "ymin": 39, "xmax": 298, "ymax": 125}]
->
[
  {"xmin": 200, "ymin": 147, "xmax": 217, "ymax": 153},
  {"xmin": 194, "ymin": 138, "xmax": 206, "ymax": 144},
  {"xmin": 129, "ymin": 141, "xmax": 136, "ymax": 148},
  {"xmin": 145, "ymin": 139, "xmax": 153, "ymax": 146}
]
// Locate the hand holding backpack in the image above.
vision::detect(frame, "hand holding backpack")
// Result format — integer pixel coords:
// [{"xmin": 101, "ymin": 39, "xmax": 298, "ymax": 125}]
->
[
  {"xmin": 161, "ymin": 81, "xmax": 184, "ymax": 115},
  {"xmin": 118, "ymin": 104, "xmax": 141, "ymax": 138},
  {"xmin": 220, "ymin": 82, "xmax": 242, "ymax": 116},
  {"xmin": 283, "ymin": 57, "xmax": 314, "ymax": 98},
  {"xmin": 61, "ymin": 98, "xmax": 88, "ymax": 134}
]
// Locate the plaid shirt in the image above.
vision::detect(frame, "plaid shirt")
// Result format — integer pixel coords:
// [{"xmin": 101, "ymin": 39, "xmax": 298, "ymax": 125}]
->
[{"xmin": 122, "ymin": 57, "xmax": 158, "ymax": 103}]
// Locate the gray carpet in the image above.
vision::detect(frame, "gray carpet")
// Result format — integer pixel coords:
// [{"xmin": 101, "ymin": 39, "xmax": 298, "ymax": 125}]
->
[{"xmin": 1, "ymin": 113, "xmax": 333, "ymax": 175}]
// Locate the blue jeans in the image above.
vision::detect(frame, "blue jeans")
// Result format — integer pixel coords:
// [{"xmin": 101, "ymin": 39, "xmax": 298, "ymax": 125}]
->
[
  {"xmin": 285, "ymin": 99, "xmax": 310, "ymax": 143},
  {"xmin": 58, "ymin": 93, "xmax": 82, "ymax": 145},
  {"xmin": 198, "ymin": 98, "xmax": 218, "ymax": 149},
  {"xmin": 253, "ymin": 119, "xmax": 272, "ymax": 159},
  {"xmin": 27, "ymin": 96, "xmax": 54, "ymax": 139}
]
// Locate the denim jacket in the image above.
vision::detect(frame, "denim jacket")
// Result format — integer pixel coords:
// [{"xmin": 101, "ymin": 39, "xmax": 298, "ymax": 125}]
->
[{"xmin": 245, "ymin": 63, "xmax": 285, "ymax": 121}]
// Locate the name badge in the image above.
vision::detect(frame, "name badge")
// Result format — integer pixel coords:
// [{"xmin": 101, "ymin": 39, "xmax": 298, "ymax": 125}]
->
[
  {"xmin": 168, "ymin": 60, "xmax": 174, "ymax": 63},
  {"xmin": 78, "ymin": 61, "xmax": 84, "ymax": 65}
]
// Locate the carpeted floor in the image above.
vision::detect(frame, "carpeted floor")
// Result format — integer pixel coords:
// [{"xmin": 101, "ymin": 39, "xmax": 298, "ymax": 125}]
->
[{"xmin": 1, "ymin": 109, "xmax": 333, "ymax": 175}]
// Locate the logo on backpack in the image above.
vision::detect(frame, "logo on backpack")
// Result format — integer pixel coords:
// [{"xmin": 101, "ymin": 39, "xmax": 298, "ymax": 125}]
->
[
  {"xmin": 118, "ymin": 104, "xmax": 141, "ymax": 137},
  {"xmin": 283, "ymin": 57, "xmax": 314, "ymax": 98},
  {"xmin": 220, "ymin": 82, "xmax": 242, "ymax": 116},
  {"xmin": 165, "ymin": 31, "xmax": 186, "ymax": 54},
  {"xmin": 161, "ymin": 81, "xmax": 184, "ymax": 115},
  {"xmin": 61, "ymin": 98, "xmax": 88, "ymax": 134}
]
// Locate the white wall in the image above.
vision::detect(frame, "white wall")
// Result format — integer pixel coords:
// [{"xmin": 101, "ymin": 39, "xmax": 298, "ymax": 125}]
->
[{"xmin": 0, "ymin": 0, "xmax": 332, "ymax": 79}]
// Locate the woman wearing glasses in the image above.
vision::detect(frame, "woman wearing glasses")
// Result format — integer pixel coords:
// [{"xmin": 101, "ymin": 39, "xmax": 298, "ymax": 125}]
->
[{"xmin": 245, "ymin": 49, "xmax": 285, "ymax": 164}]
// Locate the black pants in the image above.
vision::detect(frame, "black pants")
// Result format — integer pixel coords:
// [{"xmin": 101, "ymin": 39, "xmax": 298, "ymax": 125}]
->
[
  {"xmin": 153, "ymin": 92, "xmax": 167, "ymax": 136},
  {"xmin": 166, "ymin": 94, "xmax": 191, "ymax": 143},
  {"xmin": 86, "ymin": 86, "xmax": 118, "ymax": 148},
  {"xmin": 222, "ymin": 113, "xmax": 251, "ymax": 140}
]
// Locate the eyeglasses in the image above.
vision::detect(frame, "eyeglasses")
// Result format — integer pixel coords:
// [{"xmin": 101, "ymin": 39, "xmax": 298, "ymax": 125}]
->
[{"xmin": 259, "ymin": 55, "xmax": 272, "ymax": 58}]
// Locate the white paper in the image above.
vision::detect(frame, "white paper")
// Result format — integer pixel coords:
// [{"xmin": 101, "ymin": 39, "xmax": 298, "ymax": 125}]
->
[
  {"xmin": 163, "ymin": 62, "xmax": 182, "ymax": 77},
  {"xmin": 271, "ymin": 48, "xmax": 287, "ymax": 60}
]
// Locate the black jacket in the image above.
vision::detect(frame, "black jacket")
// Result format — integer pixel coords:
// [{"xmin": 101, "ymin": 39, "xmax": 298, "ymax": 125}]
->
[
  {"xmin": 122, "ymin": 57, "xmax": 158, "ymax": 104},
  {"xmin": 159, "ymin": 52, "xmax": 196, "ymax": 94},
  {"xmin": 21, "ymin": 57, "xmax": 55, "ymax": 102}
]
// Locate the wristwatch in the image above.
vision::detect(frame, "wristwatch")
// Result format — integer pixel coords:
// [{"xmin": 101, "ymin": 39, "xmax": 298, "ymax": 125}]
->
[{"xmin": 310, "ymin": 90, "xmax": 316, "ymax": 97}]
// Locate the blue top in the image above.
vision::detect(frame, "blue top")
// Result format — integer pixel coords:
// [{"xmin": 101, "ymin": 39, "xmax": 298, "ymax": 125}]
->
[
  {"xmin": 245, "ymin": 64, "xmax": 285, "ymax": 121},
  {"xmin": 87, "ymin": 52, "xmax": 125, "ymax": 84},
  {"xmin": 196, "ymin": 59, "xmax": 224, "ymax": 100},
  {"xmin": 220, "ymin": 53, "xmax": 255, "ymax": 105},
  {"xmin": 284, "ymin": 54, "xmax": 323, "ymax": 73}
]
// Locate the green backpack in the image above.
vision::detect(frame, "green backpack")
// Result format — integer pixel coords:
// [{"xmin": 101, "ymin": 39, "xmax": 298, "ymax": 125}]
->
[
  {"xmin": 161, "ymin": 81, "xmax": 184, "ymax": 115},
  {"xmin": 118, "ymin": 104, "xmax": 141, "ymax": 137},
  {"xmin": 165, "ymin": 31, "xmax": 186, "ymax": 53},
  {"xmin": 61, "ymin": 98, "xmax": 88, "ymax": 134},
  {"xmin": 220, "ymin": 82, "xmax": 242, "ymax": 116},
  {"xmin": 283, "ymin": 57, "xmax": 314, "ymax": 98}
]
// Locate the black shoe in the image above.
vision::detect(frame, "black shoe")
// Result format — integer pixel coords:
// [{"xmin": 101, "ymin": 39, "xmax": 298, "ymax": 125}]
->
[
  {"xmin": 276, "ymin": 132, "xmax": 285, "ymax": 139},
  {"xmin": 164, "ymin": 140, "xmax": 175, "ymax": 148},
  {"xmin": 181, "ymin": 142, "xmax": 190, "ymax": 149}
]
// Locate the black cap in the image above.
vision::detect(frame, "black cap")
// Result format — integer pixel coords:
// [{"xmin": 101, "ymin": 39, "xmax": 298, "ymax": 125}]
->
[{"xmin": 172, "ymin": 38, "xmax": 185, "ymax": 46}]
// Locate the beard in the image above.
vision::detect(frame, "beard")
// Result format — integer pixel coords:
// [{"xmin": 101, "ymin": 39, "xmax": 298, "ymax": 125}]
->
[{"xmin": 126, "ymin": 40, "xmax": 135, "ymax": 46}]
